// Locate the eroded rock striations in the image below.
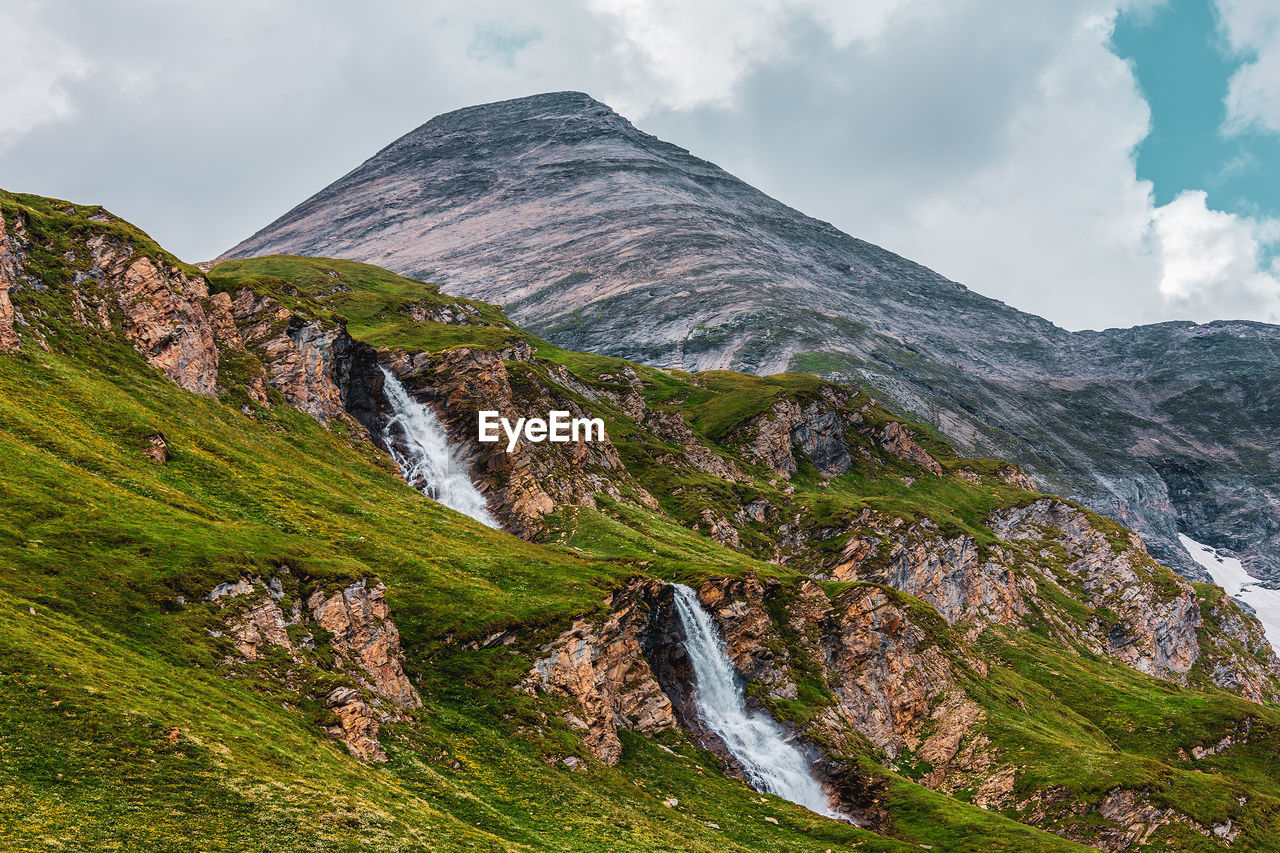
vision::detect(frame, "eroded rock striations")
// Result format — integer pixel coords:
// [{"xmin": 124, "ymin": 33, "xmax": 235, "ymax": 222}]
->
[
  {"xmin": 84, "ymin": 235, "xmax": 225, "ymax": 396},
  {"xmin": 519, "ymin": 579, "xmax": 676, "ymax": 765},
  {"xmin": 228, "ymin": 287, "xmax": 380, "ymax": 426}
]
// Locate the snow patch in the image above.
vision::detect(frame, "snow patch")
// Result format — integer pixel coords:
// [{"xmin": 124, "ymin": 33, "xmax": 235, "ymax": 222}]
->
[{"xmin": 1180, "ymin": 533, "xmax": 1280, "ymax": 651}]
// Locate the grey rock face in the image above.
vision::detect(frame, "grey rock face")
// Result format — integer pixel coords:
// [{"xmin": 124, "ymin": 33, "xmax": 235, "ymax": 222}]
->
[{"xmin": 226, "ymin": 91, "xmax": 1280, "ymax": 581}]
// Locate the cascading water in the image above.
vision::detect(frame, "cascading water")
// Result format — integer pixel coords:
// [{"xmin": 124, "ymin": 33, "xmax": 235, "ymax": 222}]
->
[
  {"xmin": 671, "ymin": 584, "xmax": 839, "ymax": 819},
  {"xmin": 378, "ymin": 367, "xmax": 500, "ymax": 528}
]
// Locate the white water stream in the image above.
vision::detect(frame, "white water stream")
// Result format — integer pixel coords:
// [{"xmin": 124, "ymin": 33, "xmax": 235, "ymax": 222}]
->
[
  {"xmin": 671, "ymin": 584, "xmax": 839, "ymax": 819},
  {"xmin": 379, "ymin": 367, "xmax": 499, "ymax": 528}
]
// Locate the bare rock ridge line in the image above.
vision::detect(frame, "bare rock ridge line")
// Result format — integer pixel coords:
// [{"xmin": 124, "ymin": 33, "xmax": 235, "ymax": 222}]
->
[{"xmin": 226, "ymin": 90, "xmax": 1280, "ymax": 584}]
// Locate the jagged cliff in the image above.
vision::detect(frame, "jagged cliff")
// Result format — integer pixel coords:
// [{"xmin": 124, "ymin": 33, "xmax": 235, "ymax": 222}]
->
[{"xmin": 224, "ymin": 91, "xmax": 1280, "ymax": 587}]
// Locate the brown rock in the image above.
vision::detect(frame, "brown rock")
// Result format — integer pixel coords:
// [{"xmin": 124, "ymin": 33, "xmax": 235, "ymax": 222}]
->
[
  {"xmin": 881, "ymin": 535, "xmax": 1028, "ymax": 628},
  {"xmin": 743, "ymin": 389, "xmax": 857, "ymax": 479},
  {"xmin": 914, "ymin": 694, "xmax": 983, "ymax": 769},
  {"xmin": 227, "ymin": 597, "xmax": 294, "ymax": 660},
  {"xmin": 830, "ymin": 531, "xmax": 878, "ymax": 582},
  {"xmin": 996, "ymin": 465, "xmax": 1036, "ymax": 491},
  {"xmin": 88, "ymin": 235, "xmax": 222, "ymax": 396},
  {"xmin": 972, "ymin": 766, "xmax": 1017, "ymax": 810},
  {"xmin": 824, "ymin": 586, "xmax": 955, "ymax": 756},
  {"xmin": 0, "ymin": 213, "xmax": 23, "ymax": 353},
  {"xmin": 209, "ymin": 576, "xmax": 420, "ymax": 761},
  {"xmin": 310, "ymin": 580, "xmax": 421, "ymax": 709},
  {"xmin": 747, "ymin": 399, "xmax": 802, "ymax": 478},
  {"xmin": 325, "ymin": 687, "xmax": 388, "ymax": 762},
  {"xmin": 207, "ymin": 291, "xmax": 269, "ymax": 404},
  {"xmin": 697, "ymin": 508, "xmax": 741, "ymax": 548},
  {"xmin": 144, "ymin": 433, "xmax": 169, "ymax": 463},
  {"xmin": 1089, "ymin": 787, "xmax": 1237, "ymax": 849},
  {"xmin": 522, "ymin": 580, "xmax": 677, "ymax": 764},
  {"xmin": 232, "ymin": 291, "xmax": 346, "ymax": 419},
  {"xmin": 697, "ymin": 576, "xmax": 796, "ymax": 699},
  {"xmin": 877, "ymin": 422, "xmax": 944, "ymax": 476}
]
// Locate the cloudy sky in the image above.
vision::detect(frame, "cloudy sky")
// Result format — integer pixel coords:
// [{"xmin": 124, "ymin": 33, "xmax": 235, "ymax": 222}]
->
[{"xmin": 3, "ymin": 0, "xmax": 1279, "ymax": 330}]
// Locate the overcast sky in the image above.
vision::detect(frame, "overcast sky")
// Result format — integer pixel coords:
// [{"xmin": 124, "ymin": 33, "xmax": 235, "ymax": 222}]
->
[{"xmin": 3, "ymin": 0, "xmax": 1280, "ymax": 331}]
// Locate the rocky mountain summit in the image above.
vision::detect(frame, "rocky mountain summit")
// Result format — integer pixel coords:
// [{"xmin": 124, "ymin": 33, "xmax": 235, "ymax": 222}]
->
[{"xmin": 227, "ymin": 91, "xmax": 1280, "ymax": 583}]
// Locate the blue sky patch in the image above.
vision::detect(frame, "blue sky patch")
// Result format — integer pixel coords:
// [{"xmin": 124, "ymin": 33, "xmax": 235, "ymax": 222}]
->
[{"xmin": 1112, "ymin": 0, "xmax": 1280, "ymax": 221}]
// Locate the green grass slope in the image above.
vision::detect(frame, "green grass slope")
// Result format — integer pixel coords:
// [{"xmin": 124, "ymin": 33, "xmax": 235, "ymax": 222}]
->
[{"xmin": 1, "ymin": 195, "xmax": 1276, "ymax": 850}]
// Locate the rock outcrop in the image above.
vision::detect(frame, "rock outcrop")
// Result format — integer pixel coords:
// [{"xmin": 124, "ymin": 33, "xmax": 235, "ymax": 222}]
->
[
  {"xmin": 878, "ymin": 531, "xmax": 1029, "ymax": 629},
  {"xmin": 520, "ymin": 579, "xmax": 677, "ymax": 764},
  {"xmin": 876, "ymin": 422, "xmax": 944, "ymax": 476},
  {"xmin": 1091, "ymin": 788, "xmax": 1240, "ymax": 850},
  {"xmin": 84, "ymin": 235, "xmax": 224, "ymax": 396},
  {"xmin": 1195, "ymin": 589, "xmax": 1280, "ymax": 703},
  {"xmin": 144, "ymin": 433, "xmax": 169, "ymax": 463},
  {"xmin": 308, "ymin": 580, "xmax": 422, "ymax": 710},
  {"xmin": 0, "ymin": 205, "xmax": 273, "ymax": 400},
  {"xmin": 736, "ymin": 388, "xmax": 951, "ymax": 485},
  {"xmin": 323, "ymin": 687, "xmax": 388, "ymax": 763},
  {"xmin": 991, "ymin": 500, "xmax": 1201, "ymax": 679},
  {"xmin": 821, "ymin": 584, "xmax": 957, "ymax": 758},
  {"xmin": 747, "ymin": 400, "xmax": 806, "ymax": 479},
  {"xmin": 741, "ymin": 391, "xmax": 862, "ymax": 479},
  {"xmin": 207, "ymin": 574, "xmax": 420, "ymax": 762},
  {"xmin": 823, "ymin": 498, "xmax": 1234, "ymax": 685},
  {"xmin": 229, "ymin": 289, "xmax": 379, "ymax": 427},
  {"xmin": 0, "ymin": 213, "xmax": 23, "ymax": 353}
]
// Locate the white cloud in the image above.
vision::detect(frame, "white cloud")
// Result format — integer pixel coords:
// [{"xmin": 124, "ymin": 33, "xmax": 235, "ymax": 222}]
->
[
  {"xmin": 879, "ymin": 7, "xmax": 1167, "ymax": 328},
  {"xmin": 1217, "ymin": 0, "xmax": 1280, "ymax": 135},
  {"xmin": 0, "ymin": 0, "xmax": 1276, "ymax": 330},
  {"xmin": 1152, "ymin": 190, "xmax": 1280, "ymax": 319},
  {"xmin": 583, "ymin": 0, "xmax": 931, "ymax": 115},
  {"xmin": 644, "ymin": 1, "xmax": 1280, "ymax": 328},
  {"xmin": 0, "ymin": 1, "xmax": 90, "ymax": 150}
]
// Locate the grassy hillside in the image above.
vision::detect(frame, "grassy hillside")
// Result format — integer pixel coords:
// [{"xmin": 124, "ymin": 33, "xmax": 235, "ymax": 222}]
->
[{"xmin": 2, "ymin": 195, "xmax": 1278, "ymax": 850}]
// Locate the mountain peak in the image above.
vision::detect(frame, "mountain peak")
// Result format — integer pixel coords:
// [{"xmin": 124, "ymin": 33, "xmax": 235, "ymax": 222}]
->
[
  {"xmin": 412, "ymin": 90, "xmax": 615, "ymax": 126},
  {"xmin": 385, "ymin": 90, "xmax": 645, "ymax": 157}
]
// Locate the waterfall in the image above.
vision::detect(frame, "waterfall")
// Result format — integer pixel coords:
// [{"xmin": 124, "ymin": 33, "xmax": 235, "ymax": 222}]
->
[
  {"xmin": 671, "ymin": 584, "xmax": 839, "ymax": 819},
  {"xmin": 378, "ymin": 367, "xmax": 499, "ymax": 529}
]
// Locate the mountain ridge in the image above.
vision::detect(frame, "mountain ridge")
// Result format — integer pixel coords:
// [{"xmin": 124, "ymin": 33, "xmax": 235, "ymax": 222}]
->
[{"xmin": 226, "ymin": 91, "xmax": 1280, "ymax": 583}]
